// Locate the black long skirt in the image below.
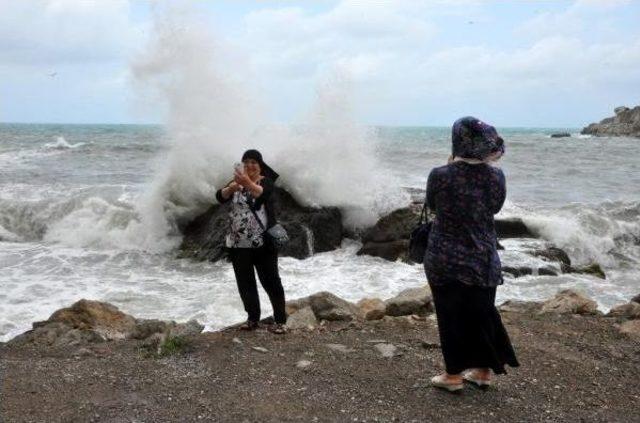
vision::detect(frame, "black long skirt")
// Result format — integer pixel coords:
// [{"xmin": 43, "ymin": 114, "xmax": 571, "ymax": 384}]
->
[{"xmin": 429, "ymin": 280, "xmax": 519, "ymax": 375}]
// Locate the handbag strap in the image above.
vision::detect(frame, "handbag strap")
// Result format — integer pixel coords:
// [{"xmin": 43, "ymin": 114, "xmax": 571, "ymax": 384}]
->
[{"xmin": 247, "ymin": 196, "xmax": 267, "ymax": 232}]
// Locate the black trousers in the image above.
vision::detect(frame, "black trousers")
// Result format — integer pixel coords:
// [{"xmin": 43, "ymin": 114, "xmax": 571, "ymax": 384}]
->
[
  {"xmin": 429, "ymin": 280, "xmax": 519, "ymax": 375},
  {"xmin": 229, "ymin": 247, "xmax": 287, "ymax": 324}
]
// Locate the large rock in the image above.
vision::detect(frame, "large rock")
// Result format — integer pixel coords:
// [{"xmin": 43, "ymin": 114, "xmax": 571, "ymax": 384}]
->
[
  {"xmin": 566, "ymin": 263, "xmax": 606, "ymax": 279},
  {"xmin": 356, "ymin": 206, "xmax": 420, "ymax": 261},
  {"xmin": 357, "ymin": 298, "xmax": 386, "ymax": 321},
  {"xmin": 539, "ymin": 289, "xmax": 599, "ymax": 315},
  {"xmin": 361, "ymin": 207, "xmax": 420, "ymax": 243},
  {"xmin": 286, "ymin": 306, "xmax": 318, "ymax": 329},
  {"xmin": 355, "ymin": 207, "xmax": 537, "ymax": 262},
  {"xmin": 494, "ymin": 218, "xmax": 536, "ymax": 238},
  {"xmin": 357, "ymin": 240, "xmax": 409, "ymax": 262},
  {"xmin": 630, "ymin": 294, "xmax": 640, "ymax": 304},
  {"xmin": 308, "ymin": 292, "xmax": 360, "ymax": 321},
  {"xmin": 8, "ymin": 299, "xmax": 203, "ymax": 348},
  {"xmin": 179, "ymin": 187, "xmax": 343, "ymax": 262},
  {"xmin": 581, "ymin": 106, "xmax": 640, "ymax": 138},
  {"xmin": 37, "ymin": 299, "xmax": 137, "ymax": 340},
  {"xmin": 533, "ymin": 246, "xmax": 571, "ymax": 268},
  {"xmin": 385, "ymin": 286, "xmax": 432, "ymax": 316}
]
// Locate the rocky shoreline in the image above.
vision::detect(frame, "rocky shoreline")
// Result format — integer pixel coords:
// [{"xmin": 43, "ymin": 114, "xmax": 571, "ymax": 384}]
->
[
  {"xmin": 2, "ymin": 289, "xmax": 639, "ymax": 422},
  {"xmin": 582, "ymin": 105, "xmax": 640, "ymax": 137}
]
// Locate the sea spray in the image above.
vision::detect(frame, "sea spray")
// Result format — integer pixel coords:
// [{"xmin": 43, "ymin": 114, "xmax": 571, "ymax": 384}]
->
[
  {"xmin": 268, "ymin": 72, "xmax": 409, "ymax": 228},
  {"xmin": 131, "ymin": 8, "xmax": 409, "ymax": 243}
]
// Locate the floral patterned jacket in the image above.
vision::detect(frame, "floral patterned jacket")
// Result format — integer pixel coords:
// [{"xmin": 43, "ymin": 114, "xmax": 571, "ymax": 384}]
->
[
  {"xmin": 424, "ymin": 162, "xmax": 506, "ymax": 287},
  {"xmin": 215, "ymin": 178, "xmax": 276, "ymax": 249}
]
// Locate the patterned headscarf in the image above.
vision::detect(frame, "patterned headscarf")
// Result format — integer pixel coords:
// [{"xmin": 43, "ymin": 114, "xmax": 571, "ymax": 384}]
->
[{"xmin": 451, "ymin": 116, "xmax": 505, "ymax": 162}]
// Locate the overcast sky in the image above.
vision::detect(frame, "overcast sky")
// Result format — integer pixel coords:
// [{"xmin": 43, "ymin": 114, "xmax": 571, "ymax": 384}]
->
[{"xmin": 1, "ymin": 0, "xmax": 639, "ymax": 127}]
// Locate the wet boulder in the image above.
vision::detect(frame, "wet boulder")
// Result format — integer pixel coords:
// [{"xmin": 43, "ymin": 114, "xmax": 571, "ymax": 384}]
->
[
  {"xmin": 179, "ymin": 187, "xmax": 343, "ymax": 262},
  {"xmin": 356, "ymin": 206, "xmax": 420, "ymax": 261},
  {"xmin": 533, "ymin": 246, "xmax": 572, "ymax": 268},
  {"xmin": 565, "ymin": 263, "xmax": 606, "ymax": 279},
  {"xmin": 494, "ymin": 218, "xmax": 536, "ymax": 238}
]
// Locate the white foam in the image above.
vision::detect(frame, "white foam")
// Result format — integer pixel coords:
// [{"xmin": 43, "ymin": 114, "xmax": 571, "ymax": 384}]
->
[
  {"xmin": 43, "ymin": 136, "xmax": 85, "ymax": 150},
  {"xmin": 129, "ymin": 8, "xmax": 409, "ymax": 250},
  {"xmin": 0, "ymin": 224, "xmax": 21, "ymax": 242}
]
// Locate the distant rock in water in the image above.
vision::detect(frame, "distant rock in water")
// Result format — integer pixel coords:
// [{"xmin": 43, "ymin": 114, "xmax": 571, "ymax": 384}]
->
[
  {"xmin": 581, "ymin": 105, "xmax": 640, "ymax": 137},
  {"xmin": 179, "ymin": 187, "xmax": 343, "ymax": 262},
  {"xmin": 550, "ymin": 132, "xmax": 571, "ymax": 138}
]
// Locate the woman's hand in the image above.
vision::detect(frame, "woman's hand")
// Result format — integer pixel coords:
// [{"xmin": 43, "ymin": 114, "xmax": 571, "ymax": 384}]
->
[
  {"xmin": 234, "ymin": 170, "xmax": 252, "ymax": 187},
  {"xmin": 220, "ymin": 181, "xmax": 242, "ymax": 200}
]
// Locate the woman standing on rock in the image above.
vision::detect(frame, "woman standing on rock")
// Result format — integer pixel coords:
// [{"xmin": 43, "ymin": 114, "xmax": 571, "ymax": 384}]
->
[
  {"xmin": 216, "ymin": 149, "xmax": 287, "ymax": 334},
  {"xmin": 425, "ymin": 117, "xmax": 519, "ymax": 391}
]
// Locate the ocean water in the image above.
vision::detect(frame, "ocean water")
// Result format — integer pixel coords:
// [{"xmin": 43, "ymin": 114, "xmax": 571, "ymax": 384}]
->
[{"xmin": 1, "ymin": 123, "xmax": 639, "ymax": 341}]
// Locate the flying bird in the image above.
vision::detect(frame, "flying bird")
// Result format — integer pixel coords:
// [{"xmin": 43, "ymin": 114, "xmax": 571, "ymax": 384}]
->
[{"xmin": 48, "ymin": 72, "xmax": 57, "ymax": 77}]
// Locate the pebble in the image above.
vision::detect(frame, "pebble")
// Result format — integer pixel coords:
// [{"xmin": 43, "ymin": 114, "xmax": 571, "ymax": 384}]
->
[
  {"xmin": 296, "ymin": 360, "xmax": 312, "ymax": 369},
  {"xmin": 252, "ymin": 346, "xmax": 269, "ymax": 353},
  {"xmin": 374, "ymin": 343, "xmax": 399, "ymax": 358},
  {"xmin": 325, "ymin": 344, "xmax": 355, "ymax": 353},
  {"xmin": 232, "ymin": 337, "xmax": 242, "ymax": 345}
]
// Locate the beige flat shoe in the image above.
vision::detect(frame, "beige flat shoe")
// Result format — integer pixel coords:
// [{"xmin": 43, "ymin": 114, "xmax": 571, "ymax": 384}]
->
[
  {"xmin": 462, "ymin": 370, "xmax": 492, "ymax": 389},
  {"xmin": 430, "ymin": 374, "xmax": 463, "ymax": 392}
]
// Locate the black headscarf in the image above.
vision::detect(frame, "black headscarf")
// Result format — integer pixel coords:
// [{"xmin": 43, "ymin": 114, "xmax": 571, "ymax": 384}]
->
[{"xmin": 241, "ymin": 149, "xmax": 279, "ymax": 181}]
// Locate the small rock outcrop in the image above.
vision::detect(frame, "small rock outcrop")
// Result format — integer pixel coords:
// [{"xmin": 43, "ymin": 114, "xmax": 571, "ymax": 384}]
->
[
  {"xmin": 498, "ymin": 300, "xmax": 543, "ymax": 313},
  {"xmin": 356, "ymin": 206, "xmax": 421, "ymax": 261},
  {"xmin": 286, "ymin": 306, "xmax": 318, "ymax": 329},
  {"xmin": 357, "ymin": 298, "xmax": 386, "ymax": 321},
  {"xmin": 356, "ymin": 206, "xmax": 537, "ymax": 262},
  {"xmin": 617, "ymin": 320, "xmax": 640, "ymax": 340},
  {"xmin": 286, "ymin": 292, "xmax": 360, "ymax": 322},
  {"xmin": 8, "ymin": 299, "xmax": 203, "ymax": 348},
  {"xmin": 550, "ymin": 132, "xmax": 571, "ymax": 138},
  {"xmin": 179, "ymin": 187, "xmax": 343, "ymax": 262},
  {"xmin": 384, "ymin": 286, "xmax": 432, "ymax": 316},
  {"xmin": 607, "ymin": 301, "xmax": 640, "ymax": 320},
  {"xmin": 581, "ymin": 106, "xmax": 640, "ymax": 137},
  {"xmin": 539, "ymin": 289, "xmax": 599, "ymax": 315}
]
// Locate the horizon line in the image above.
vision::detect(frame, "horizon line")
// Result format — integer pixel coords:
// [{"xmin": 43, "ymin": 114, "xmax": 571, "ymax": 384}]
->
[{"xmin": 0, "ymin": 121, "xmax": 583, "ymax": 130}]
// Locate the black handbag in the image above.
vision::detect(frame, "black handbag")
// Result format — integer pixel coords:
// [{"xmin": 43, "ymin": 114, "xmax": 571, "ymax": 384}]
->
[
  {"xmin": 408, "ymin": 203, "xmax": 431, "ymax": 264},
  {"xmin": 248, "ymin": 204, "xmax": 289, "ymax": 249}
]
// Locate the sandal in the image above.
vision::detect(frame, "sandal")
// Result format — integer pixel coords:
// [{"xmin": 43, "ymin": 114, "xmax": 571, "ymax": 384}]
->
[
  {"xmin": 268, "ymin": 323, "xmax": 287, "ymax": 335},
  {"xmin": 430, "ymin": 374, "xmax": 463, "ymax": 392},
  {"xmin": 239, "ymin": 320, "xmax": 259, "ymax": 331},
  {"xmin": 462, "ymin": 370, "xmax": 492, "ymax": 389}
]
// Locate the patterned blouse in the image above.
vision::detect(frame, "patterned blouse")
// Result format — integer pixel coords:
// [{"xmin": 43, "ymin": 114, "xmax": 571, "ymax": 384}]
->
[
  {"xmin": 216, "ymin": 178, "xmax": 275, "ymax": 249},
  {"xmin": 424, "ymin": 162, "xmax": 506, "ymax": 287}
]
